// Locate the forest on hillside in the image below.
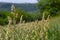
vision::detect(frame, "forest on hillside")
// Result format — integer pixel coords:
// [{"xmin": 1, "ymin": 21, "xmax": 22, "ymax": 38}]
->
[{"xmin": 0, "ymin": 0, "xmax": 60, "ymax": 25}]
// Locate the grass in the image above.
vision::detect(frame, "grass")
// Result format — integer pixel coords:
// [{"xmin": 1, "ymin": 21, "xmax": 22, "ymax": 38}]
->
[
  {"xmin": 0, "ymin": 14, "xmax": 60, "ymax": 40},
  {"xmin": 0, "ymin": 5, "xmax": 60, "ymax": 40}
]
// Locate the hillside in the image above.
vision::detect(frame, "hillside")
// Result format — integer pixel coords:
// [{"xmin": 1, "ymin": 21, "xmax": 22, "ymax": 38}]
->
[{"xmin": 0, "ymin": 2, "xmax": 38, "ymax": 12}]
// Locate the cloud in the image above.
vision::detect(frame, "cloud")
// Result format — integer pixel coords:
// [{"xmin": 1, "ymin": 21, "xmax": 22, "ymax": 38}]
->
[{"xmin": 0, "ymin": 0, "xmax": 38, "ymax": 3}]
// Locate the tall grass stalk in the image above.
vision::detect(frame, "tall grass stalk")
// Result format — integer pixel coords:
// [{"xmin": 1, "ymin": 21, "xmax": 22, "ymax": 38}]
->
[{"xmin": 0, "ymin": 5, "xmax": 59, "ymax": 40}]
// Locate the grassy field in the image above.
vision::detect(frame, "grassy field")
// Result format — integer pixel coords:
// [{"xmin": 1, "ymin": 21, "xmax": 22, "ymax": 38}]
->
[{"xmin": 0, "ymin": 15, "xmax": 60, "ymax": 40}]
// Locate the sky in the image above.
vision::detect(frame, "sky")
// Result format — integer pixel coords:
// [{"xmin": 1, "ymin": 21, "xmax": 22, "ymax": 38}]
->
[{"xmin": 0, "ymin": 0, "xmax": 38, "ymax": 3}]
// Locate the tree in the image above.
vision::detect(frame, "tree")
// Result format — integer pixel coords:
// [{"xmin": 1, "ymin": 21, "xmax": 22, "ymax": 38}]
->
[
  {"xmin": 0, "ymin": 10, "xmax": 10, "ymax": 25},
  {"xmin": 38, "ymin": 0, "xmax": 60, "ymax": 17}
]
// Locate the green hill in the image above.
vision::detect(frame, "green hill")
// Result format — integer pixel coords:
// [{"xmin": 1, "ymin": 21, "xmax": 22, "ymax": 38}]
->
[{"xmin": 0, "ymin": 2, "xmax": 38, "ymax": 12}]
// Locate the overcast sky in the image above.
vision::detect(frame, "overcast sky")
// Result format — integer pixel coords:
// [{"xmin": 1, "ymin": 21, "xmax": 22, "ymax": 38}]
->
[{"xmin": 0, "ymin": 0, "xmax": 38, "ymax": 3}]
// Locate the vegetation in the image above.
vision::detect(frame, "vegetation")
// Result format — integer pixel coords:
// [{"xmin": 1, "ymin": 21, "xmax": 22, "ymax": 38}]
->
[
  {"xmin": 0, "ymin": 11, "xmax": 10, "ymax": 25},
  {"xmin": 38, "ymin": 0, "xmax": 60, "ymax": 17},
  {"xmin": 0, "ymin": 5, "xmax": 41, "ymax": 25},
  {"xmin": 16, "ymin": 9, "xmax": 41, "ymax": 22},
  {"xmin": 0, "ymin": 0, "xmax": 60, "ymax": 40},
  {"xmin": 0, "ymin": 14, "xmax": 60, "ymax": 40},
  {"xmin": 0, "ymin": 3, "xmax": 38, "ymax": 12}
]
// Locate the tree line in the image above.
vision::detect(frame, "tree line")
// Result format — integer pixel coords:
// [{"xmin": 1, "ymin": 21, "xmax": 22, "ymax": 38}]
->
[{"xmin": 0, "ymin": 0, "xmax": 60, "ymax": 25}]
